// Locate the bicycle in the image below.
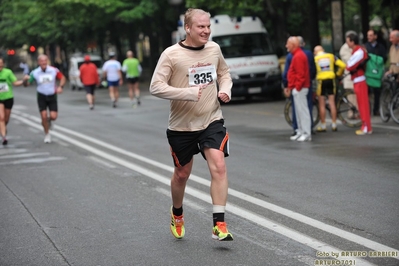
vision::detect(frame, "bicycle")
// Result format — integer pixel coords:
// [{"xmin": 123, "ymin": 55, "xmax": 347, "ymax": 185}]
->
[
  {"xmin": 283, "ymin": 92, "xmax": 319, "ymax": 128},
  {"xmin": 379, "ymin": 73, "xmax": 399, "ymax": 122},
  {"xmin": 389, "ymin": 80, "xmax": 399, "ymax": 124},
  {"xmin": 284, "ymin": 80, "xmax": 362, "ymax": 128}
]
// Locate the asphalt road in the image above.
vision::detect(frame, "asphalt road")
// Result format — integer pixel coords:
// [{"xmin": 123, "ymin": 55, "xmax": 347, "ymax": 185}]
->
[{"xmin": 1, "ymin": 79, "xmax": 398, "ymax": 266}]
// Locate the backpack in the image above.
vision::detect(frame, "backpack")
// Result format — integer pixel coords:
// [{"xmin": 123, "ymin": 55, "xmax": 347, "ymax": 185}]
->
[{"xmin": 365, "ymin": 53, "xmax": 384, "ymax": 88}]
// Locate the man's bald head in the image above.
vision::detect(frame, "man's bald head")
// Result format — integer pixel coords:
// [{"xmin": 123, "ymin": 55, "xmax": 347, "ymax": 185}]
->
[
  {"xmin": 37, "ymin": 54, "xmax": 48, "ymax": 61},
  {"xmin": 286, "ymin": 36, "xmax": 299, "ymax": 53},
  {"xmin": 390, "ymin": 30, "xmax": 399, "ymax": 45},
  {"xmin": 313, "ymin": 45, "xmax": 324, "ymax": 55},
  {"xmin": 37, "ymin": 54, "xmax": 49, "ymax": 70},
  {"xmin": 291, "ymin": 36, "xmax": 300, "ymax": 47}
]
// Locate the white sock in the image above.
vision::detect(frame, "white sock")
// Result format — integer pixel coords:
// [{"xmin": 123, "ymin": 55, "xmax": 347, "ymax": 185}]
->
[{"xmin": 213, "ymin": 205, "xmax": 225, "ymax": 213}]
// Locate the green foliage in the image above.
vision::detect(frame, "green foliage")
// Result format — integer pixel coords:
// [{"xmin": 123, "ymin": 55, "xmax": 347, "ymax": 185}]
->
[
  {"xmin": 0, "ymin": 0, "xmax": 161, "ymax": 51},
  {"xmin": 185, "ymin": 0, "xmax": 262, "ymax": 16},
  {"xmin": 118, "ymin": 1, "xmax": 159, "ymax": 22},
  {"xmin": 1, "ymin": 0, "xmax": 396, "ymax": 60}
]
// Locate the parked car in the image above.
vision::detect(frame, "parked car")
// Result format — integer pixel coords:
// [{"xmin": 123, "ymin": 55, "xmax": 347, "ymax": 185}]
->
[{"xmin": 68, "ymin": 54, "xmax": 103, "ymax": 90}]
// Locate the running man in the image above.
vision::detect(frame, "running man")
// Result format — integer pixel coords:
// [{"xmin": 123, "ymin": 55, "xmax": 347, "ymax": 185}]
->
[
  {"xmin": 0, "ymin": 57, "xmax": 25, "ymax": 145},
  {"xmin": 24, "ymin": 54, "xmax": 66, "ymax": 143},
  {"xmin": 80, "ymin": 55, "xmax": 99, "ymax": 110},
  {"xmin": 122, "ymin": 51, "xmax": 142, "ymax": 107},
  {"xmin": 150, "ymin": 8, "xmax": 234, "ymax": 241},
  {"xmin": 102, "ymin": 52, "xmax": 123, "ymax": 108}
]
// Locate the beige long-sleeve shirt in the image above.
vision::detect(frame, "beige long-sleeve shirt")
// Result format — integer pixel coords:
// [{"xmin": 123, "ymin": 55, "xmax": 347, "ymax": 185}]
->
[
  {"xmin": 388, "ymin": 44, "xmax": 399, "ymax": 74},
  {"xmin": 339, "ymin": 43, "xmax": 353, "ymax": 89},
  {"xmin": 150, "ymin": 41, "xmax": 232, "ymax": 131}
]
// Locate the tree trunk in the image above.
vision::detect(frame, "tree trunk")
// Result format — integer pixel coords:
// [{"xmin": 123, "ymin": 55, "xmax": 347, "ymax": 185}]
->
[
  {"xmin": 308, "ymin": 0, "xmax": 320, "ymax": 49},
  {"xmin": 359, "ymin": 0, "xmax": 369, "ymax": 44},
  {"xmin": 261, "ymin": 0, "xmax": 289, "ymax": 57}
]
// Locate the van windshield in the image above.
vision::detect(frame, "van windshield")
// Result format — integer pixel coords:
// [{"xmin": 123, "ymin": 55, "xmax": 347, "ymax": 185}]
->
[
  {"xmin": 78, "ymin": 60, "xmax": 102, "ymax": 69},
  {"xmin": 213, "ymin": 33, "xmax": 274, "ymax": 58}
]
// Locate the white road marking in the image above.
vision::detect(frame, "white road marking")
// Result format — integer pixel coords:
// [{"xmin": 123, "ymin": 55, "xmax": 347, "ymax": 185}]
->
[
  {"xmin": 12, "ymin": 111, "xmax": 398, "ymax": 264},
  {"xmin": 0, "ymin": 157, "xmax": 65, "ymax": 165},
  {"xmin": 0, "ymin": 148, "xmax": 28, "ymax": 155},
  {"xmin": 0, "ymin": 152, "xmax": 50, "ymax": 159}
]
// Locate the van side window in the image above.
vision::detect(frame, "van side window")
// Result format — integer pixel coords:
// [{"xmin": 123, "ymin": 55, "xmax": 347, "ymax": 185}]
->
[{"xmin": 213, "ymin": 33, "xmax": 274, "ymax": 58}]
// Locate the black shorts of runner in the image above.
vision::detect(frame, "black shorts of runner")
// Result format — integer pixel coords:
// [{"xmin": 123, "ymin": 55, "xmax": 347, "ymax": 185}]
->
[
  {"xmin": 166, "ymin": 119, "xmax": 229, "ymax": 168},
  {"xmin": 127, "ymin": 77, "xmax": 139, "ymax": 84},
  {"xmin": 0, "ymin": 98, "xmax": 14, "ymax": 110},
  {"xmin": 317, "ymin": 79, "xmax": 336, "ymax": 96},
  {"xmin": 84, "ymin": 84, "xmax": 96, "ymax": 95},
  {"xmin": 37, "ymin": 92, "xmax": 57, "ymax": 112}
]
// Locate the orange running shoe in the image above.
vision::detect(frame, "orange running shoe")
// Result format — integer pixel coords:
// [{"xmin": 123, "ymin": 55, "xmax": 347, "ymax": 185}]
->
[
  {"xmin": 212, "ymin": 221, "xmax": 233, "ymax": 241},
  {"xmin": 170, "ymin": 206, "xmax": 185, "ymax": 239}
]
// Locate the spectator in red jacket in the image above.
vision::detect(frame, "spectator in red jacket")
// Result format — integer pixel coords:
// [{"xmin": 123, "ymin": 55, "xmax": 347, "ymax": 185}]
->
[
  {"xmin": 346, "ymin": 33, "xmax": 372, "ymax": 135},
  {"xmin": 283, "ymin": 36, "xmax": 311, "ymax": 141},
  {"xmin": 79, "ymin": 55, "xmax": 99, "ymax": 110}
]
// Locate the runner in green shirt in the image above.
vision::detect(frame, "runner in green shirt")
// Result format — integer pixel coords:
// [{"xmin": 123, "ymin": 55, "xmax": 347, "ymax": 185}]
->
[
  {"xmin": 122, "ymin": 51, "xmax": 142, "ymax": 107},
  {"xmin": 0, "ymin": 57, "xmax": 24, "ymax": 145}
]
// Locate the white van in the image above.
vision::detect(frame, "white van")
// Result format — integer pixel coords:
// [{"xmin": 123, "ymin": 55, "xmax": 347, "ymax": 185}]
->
[
  {"xmin": 174, "ymin": 15, "xmax": 282, "ymax": 98},
  {"xmin": 68, "ymin": 54, "xmax": 103, "ymax": 90}
]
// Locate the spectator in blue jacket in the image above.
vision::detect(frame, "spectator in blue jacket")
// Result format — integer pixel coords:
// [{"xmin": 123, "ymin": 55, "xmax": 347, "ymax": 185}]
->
[{"xmin": 283, "ymin": 36, "xmax": 316, "ymax": 135}]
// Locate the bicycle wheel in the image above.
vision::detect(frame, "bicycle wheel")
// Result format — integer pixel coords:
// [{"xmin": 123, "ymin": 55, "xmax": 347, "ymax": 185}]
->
[
  {"xmin": 312, "ymin": 98, "xmax": 320, "ymax": 128},
  {"xmin": 389, "ymin": 91, "xmax": 399, "ymax": 124},
  {"xmin": 283, "ymin": 98, "xmax": 319, "ymax": 128},
  {"xmin": 284, "ymin": 99, "xmax": 293, "ymax": 127},
  {"xmin": 337, "ymin": 89, "xmax": 362, "ymax": 128},
  {"xmin": 379, "ymin": 82, "xmax": 392, "ymax": 122}
]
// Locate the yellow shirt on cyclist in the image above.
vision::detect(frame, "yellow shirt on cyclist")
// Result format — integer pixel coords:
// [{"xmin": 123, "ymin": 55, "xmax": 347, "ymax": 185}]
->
[{"xmin": 314, "ymin": 52, "xmax": 346, "ymax": 80}]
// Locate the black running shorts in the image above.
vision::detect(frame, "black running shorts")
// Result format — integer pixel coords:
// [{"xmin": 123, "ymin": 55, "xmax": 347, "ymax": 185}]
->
[
  {"xmin": 127, "ymin": 77, "xmax": 139, "ymax": 84},
  {"xmin": 166, "ymin": 119, "xmax": 229, "ymax": 167},
  {"xmin": 316, "ymin": 79, "xmax": 336, "ymax": 96},
  {"xmin": 84, "ymin": 84, "xmax": 96, "ymax": 95},
  {"xmin": 0, "ymin": 98, "xmax": 14, "ymax": 110},
  {"xmin": 37, "ymin": 92, "xmax": 58, "ymax": 112}
]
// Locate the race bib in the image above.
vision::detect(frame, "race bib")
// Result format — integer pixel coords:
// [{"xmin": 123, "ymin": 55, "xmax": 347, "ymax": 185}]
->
[
  {"xmin": 0, "ymin": 82, "xmax": 9, "ymax": 93},
  {"xmin": 318, "ymin": 58, "xmax": 331, "ymax": 71},
  {"xmin": 188, "ymin": 65, "xmax": 216, "ymax": 86},
  {"xmin": 38, "ymin": 74, "xmax": 53, "ymax": 84}
]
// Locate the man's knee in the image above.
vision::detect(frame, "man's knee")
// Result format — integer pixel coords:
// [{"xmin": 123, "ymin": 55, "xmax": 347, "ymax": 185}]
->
[
  {"xmin": 206, "ymin": 151, "xmax": 227, "ymax": 176},
  {"xmin": 174, "ymin": 164, "xmax": 192, "ymax": 182}
]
